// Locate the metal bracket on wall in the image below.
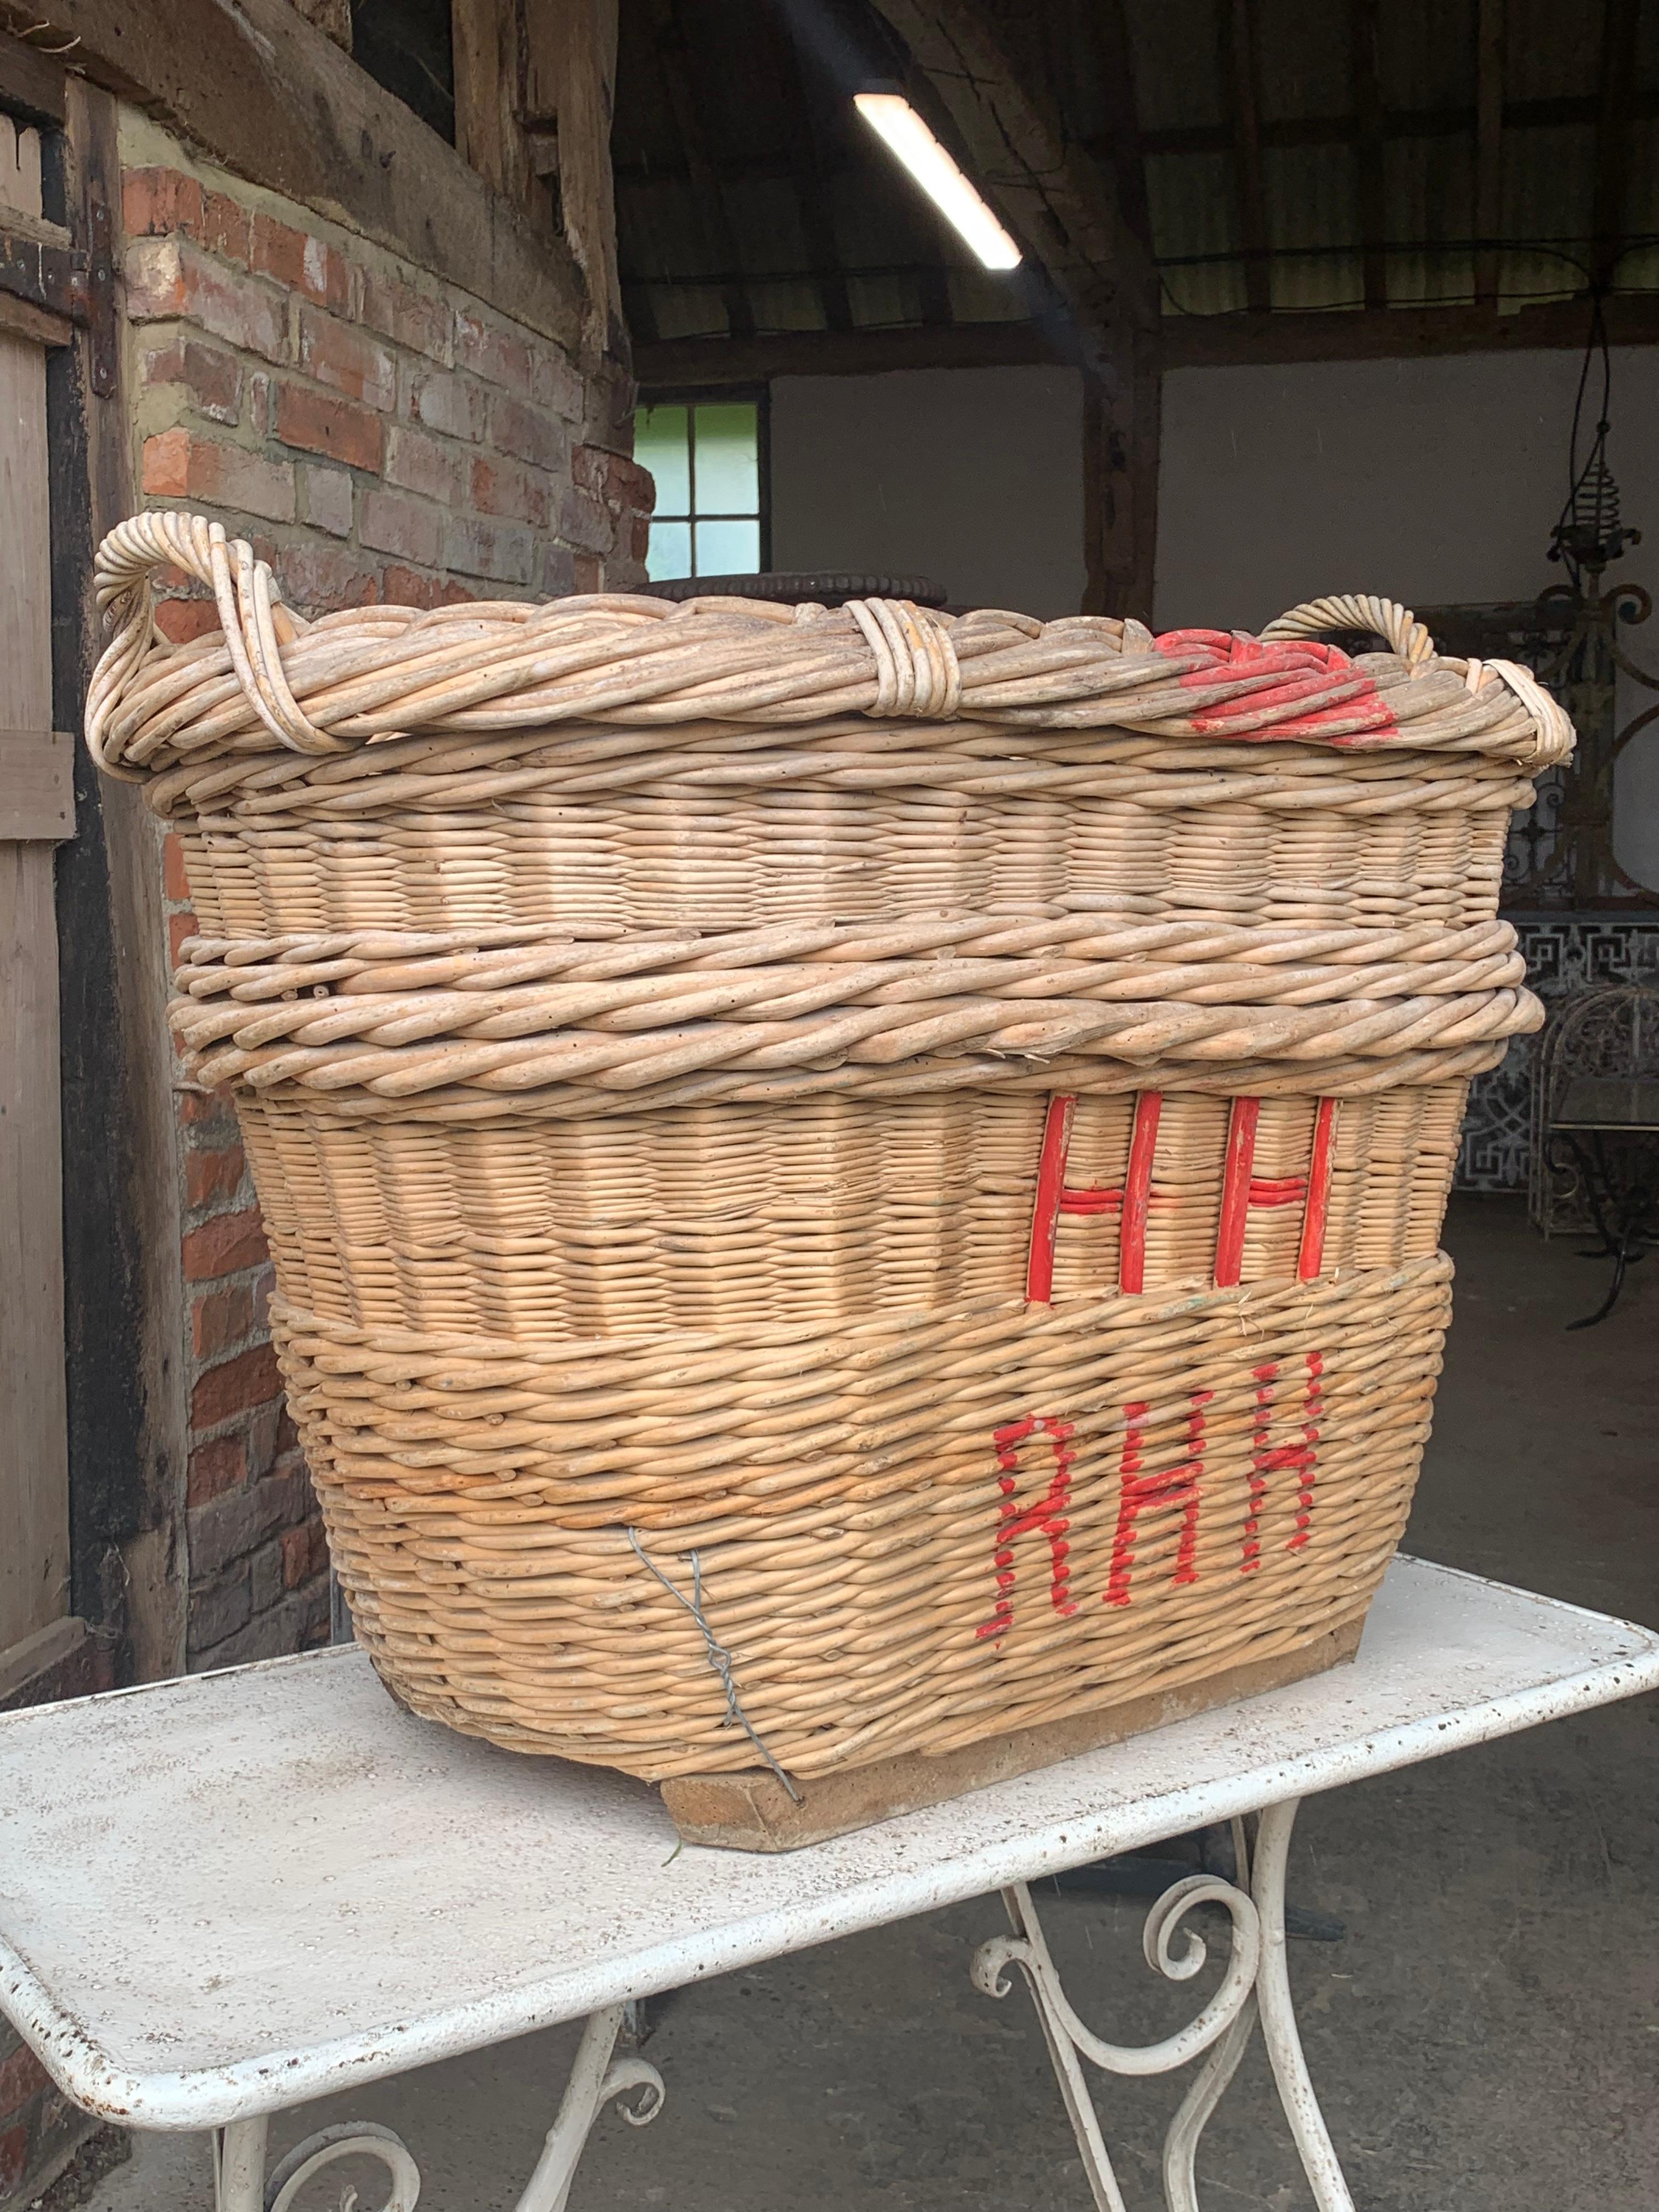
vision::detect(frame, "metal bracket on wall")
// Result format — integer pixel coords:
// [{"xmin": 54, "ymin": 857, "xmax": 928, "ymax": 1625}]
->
[{"xmin": 83, "ymin": 187, "xmax": 116, "ymax": 397}]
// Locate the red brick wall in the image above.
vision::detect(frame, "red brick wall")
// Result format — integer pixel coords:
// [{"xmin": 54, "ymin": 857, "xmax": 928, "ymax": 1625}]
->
[
  {"xmin": 0, "ymin": 2036, "xmax": 90, "ymax": 2206},
  {"xmin": 123, "ymin": 161, "xmax": 651, "ymax": 631},
  {"xmin": 117, "ymin": 121, "xmax": 653, "ymax": 1669},
  {"xmin": 162, "ymin": 871, "xmax": 326, "ymax": 1667}
]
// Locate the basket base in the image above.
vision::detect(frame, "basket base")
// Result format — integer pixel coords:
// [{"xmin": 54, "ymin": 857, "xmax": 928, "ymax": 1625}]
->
[{"xmin": 659, "ymin": 1616, "xmax": 1364, "ymax": 1852}]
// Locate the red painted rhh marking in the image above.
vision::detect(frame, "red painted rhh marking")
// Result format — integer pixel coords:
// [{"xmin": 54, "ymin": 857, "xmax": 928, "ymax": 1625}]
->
[
  {"xmin": 977, "ymin": 1418, "xmax": 1078, "ymax": 1641},
  {"xmin": 1025, "ymin": 1091, "xmax": 1340, "ymax": 1302},
  {"xmin": 1243, "ymin": 1351, "xmax": 1325, "ymax": 1568},
  {"xmin": 1104, "ymin": 1391, "xmax": 1210, "ymax": 1608},
  {"xmin": 985, "ymin": 1093, "xmax": 1342, "ymax": 1639},
  {"xmin": 980, "ymin": 1357, "xmax": 1327, "ymax": 1639}
]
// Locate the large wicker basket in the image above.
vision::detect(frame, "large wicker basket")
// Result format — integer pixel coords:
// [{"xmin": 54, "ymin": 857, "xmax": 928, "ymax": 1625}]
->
[{"xmin": 89, "ymin": 512, "xmax": 1571, "ymax": 1807}]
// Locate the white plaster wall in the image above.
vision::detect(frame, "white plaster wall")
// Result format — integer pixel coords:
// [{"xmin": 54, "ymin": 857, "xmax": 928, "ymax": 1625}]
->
[
  {"xmin": 769, "ymin": 365, "xmax": 1087, "ymax": 618},
  {"xmin": 1155, "ymin": 349, "xmax": 1659, "ymax": 888}
]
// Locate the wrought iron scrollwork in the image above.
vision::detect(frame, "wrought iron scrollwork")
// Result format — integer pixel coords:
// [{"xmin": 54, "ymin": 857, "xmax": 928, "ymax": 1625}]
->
[
  {"xmin": 263, "ymin": 2123, "xmax": 421, "ymax": 2211},
  {"xmin": 970, "ymin": 1801, "xmax": 1354, "ymax": 2212},
  {"xmin": 212, "ymin": 2004, "xmax": 664, "ymax": 2212}
]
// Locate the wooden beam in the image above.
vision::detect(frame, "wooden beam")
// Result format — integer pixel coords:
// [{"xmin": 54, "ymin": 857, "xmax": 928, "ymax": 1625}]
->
[
  {"xmin": 1161, "ymin": 294, "xmax": 1659, "ymax": 369},
  {"xmin": 916, "ymin": 260, "xmax": 953, "ymax": 330},
  {"xmin": 1082, "ymin": 324, "xmax": 1159, "ymax": 623},
  {"xmin": 0, "ymin": 296, "xmax": 69, "ymax": 1655},
  {"xmin": 647, "ymin": 0, "xmax": 754, "ymax": 341},
  {"xmin": 292, "ymin": 0, "xmax": 352, "ymax": 52},
  {"xmin": 635, "ymin": 318, "xmax": 1063, "ymax": 388},
  {"xmin": 1351, "ymin": 0, "xmax": 1387, "ymax": 311},
  {"xmin": 639, "ymin": 294, "xmax": 1659, "ymax": 392},
  {"xmin": 524, "ymin": 0, "xmax": 625, "ymax": 360},
  {"xmin": 1135, "ymin": 87, "xmax": 1644, "ymax": 159},
  {"xmin": 1092, "ymin": 0, "xmax": 1153, "ymax": 262},
  {"xmin": 0, "ymin": 30, "xmax": 67, "ymax": 127},
  {"xmin": 762, "ymin": 6, "xmax": 852, "ymax": 335},
  {"xmin": 868, "ymin": 0, "xmax": 1156, "ymax": 366},
  {"xmin": 53, "ymin": 76, "xmax": 189, "ymax": 1680},
  {"xmin": 1474, "ymin": 0, "xmax": 1505, "ymax": 307},
  {"xmin": 866, "ymin": 0, "xmax": 1159, "ymax": 623},
  {"xmin": 616, "ymin": 82, "xmax": 1659, "ymax": 190},
  {"xmin": 1594, "ymin": 0, "xmax": 1640, "ymax": 289},
  {"xmin": 452, "ymin": 0, "xmax": 531, "ymax": 209},
  {"xmin": 2, "ymin": 0, "xmax": 582, "ymax": 349},
  {"xmin": 1222, "ymin": 0, "xmax": 1270, "ymax": 313}
]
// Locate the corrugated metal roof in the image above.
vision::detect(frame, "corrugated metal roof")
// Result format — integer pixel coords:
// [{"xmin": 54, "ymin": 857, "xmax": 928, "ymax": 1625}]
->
[
  {"xmin": 1125, "ymin": 0, "xmax": 1228, "ymax": 133},
  {"xmin": 1374, "ymin": 0, "xmax": 1477, "ymax": 113},
  {"xmin": 614, "ymin": 0, "xmax": 1659, "ymax": 353},
  {"xmin": 1252, "ymin": 0, "xmax": 1352, "ymax": 125}
]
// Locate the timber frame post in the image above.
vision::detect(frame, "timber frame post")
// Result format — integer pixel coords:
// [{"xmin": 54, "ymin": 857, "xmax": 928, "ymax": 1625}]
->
[
  {"xmin": 0, "ymin": 29, "xmax": 187, "ymax": 1702},
  {"xmin": 524, "ymin": 0, "xmax": 626, "ymax": 363},
  {"xmin": 449, "ymin": 0, "xmax": 629, "ymax": 370},
  {"xmin": 452, "ymin": 0, "xmax": 532, "ymax": 209}
]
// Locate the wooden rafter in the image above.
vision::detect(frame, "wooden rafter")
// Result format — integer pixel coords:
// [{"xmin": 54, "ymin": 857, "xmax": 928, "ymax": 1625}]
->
[
  {"xmin": 1474, "ymin": 0, "xmax": 1505, "ymax": 307},
  {"xmin": 636, "ymin": 320, "xmax": 1058, "ymax": 386},
  {"xmin": 1594, "ymin": 0, "xmax": 1640, "ymax": 289},
  {"xmin": 1350, "ymin": 0, "xmax": 1386, "ymax": 311},
  {"xmin": 867, "ymin": 0, "xmax": 1160, "ymax": 618},
  {"xmin": 1091, "ymin": 0, "xmax": 1153, "ymax": 266},
  {"xmin": 614, "ymin": 79, "xmax": 1659, "ymax": 188},
  {"xmin": 1222, "ymin": 0, "xmax": 1270, "ymax": 314},
  {"xmin": 648, "ymin": 0, "xmax": 754, "ymax": 340},
  {"xmin": 1135, "ymin": 87, "xmax": 1649, "ymax": 159},
  {"xmin": 864, "ymin": 0, "xmax": 1159, "ymax": 617},
  {"xmin": 761, "ymin": 6, "xmax": 853, "ymax": 335},
  {"xmin": 1163, "ymin": 293, "xmax": 1659, "ymax": 368},
  {"xmin": 868, "ymin": 0, "xmax": 1156, "ymax": 355}
]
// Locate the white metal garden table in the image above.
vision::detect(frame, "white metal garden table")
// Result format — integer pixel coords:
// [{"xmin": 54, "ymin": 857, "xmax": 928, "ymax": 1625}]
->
[{"xmin": 1, "ymin": 1556, "xmax": 1655, "ymax": 2212}]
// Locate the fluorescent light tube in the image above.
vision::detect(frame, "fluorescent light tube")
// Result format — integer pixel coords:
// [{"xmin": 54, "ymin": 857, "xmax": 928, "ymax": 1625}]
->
[{"xmin": 854, "ymin": 91, "xmax": 1023, "ymax": 271}]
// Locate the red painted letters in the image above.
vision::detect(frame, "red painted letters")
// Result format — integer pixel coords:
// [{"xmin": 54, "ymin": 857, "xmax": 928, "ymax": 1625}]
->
[
  {"xmin": 986, "ymin": 1353, "xmax": 1324, "ymax": 1633},
  {"xmin": 1026, "ymin": 1092, "xmax": 1340, "ymax": 1301},
  {"xmin": 1104, "ymin": 1390, "xmax": 1212, "ymax": 1607},
  {"xmin": 977, "ymin": 1418, "xmax": 1079, "ymax": 1642},
  {"xmin": 1241, "ymin": 1352, "xmax": 1324, "ymax": 1573}
]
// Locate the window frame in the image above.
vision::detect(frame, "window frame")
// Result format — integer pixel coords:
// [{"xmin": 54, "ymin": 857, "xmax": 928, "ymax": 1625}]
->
[{"xmin": 635, "ymin": 385, "xmax": 772, "ymax": 580}]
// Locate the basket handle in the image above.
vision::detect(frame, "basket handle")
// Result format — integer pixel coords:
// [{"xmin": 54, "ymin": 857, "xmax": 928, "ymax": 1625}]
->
[
  {"xmin": 1262, "ymin": 590, "xmax": 1576, "ymax": 767},
  {"xmin": 87, "ymin": 510, "xmax": 339, "ymax": 772},
  {"xmin": 1261, "ymin": 592, "xmax": 1435, "ymax": 668}
]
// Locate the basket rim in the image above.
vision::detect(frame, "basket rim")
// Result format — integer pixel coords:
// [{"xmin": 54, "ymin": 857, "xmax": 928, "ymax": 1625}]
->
[{"xmin": 86, "ymin": 510, "xmax": 1576, "ymax": 783}]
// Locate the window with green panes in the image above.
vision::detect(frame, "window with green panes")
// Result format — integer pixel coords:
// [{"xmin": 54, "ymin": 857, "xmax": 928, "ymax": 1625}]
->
[{"xmin": 635, "ymin": 397, "xmax": 768, "ymax": 582}]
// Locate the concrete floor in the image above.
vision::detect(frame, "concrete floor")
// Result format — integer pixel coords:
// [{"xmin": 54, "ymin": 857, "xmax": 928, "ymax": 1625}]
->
[{"xmin": 84, "ymin": 1195, "xmax": 1659, "ymax": 2211}]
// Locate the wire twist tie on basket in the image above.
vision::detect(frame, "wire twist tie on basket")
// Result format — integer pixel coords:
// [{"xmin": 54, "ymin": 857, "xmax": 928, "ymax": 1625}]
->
[
  {"xmin": 845, "ymin": 596, "xmax": 962, "ymax": 718},
  {"xmin": 627, "ymin": 1528, "xmax": 801, "ymax": 1799}
]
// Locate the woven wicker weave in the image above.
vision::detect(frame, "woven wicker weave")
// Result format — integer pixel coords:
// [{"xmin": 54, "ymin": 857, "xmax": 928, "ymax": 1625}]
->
[{"xmin": 88, "ymin": 511, "xmax": 1573, "ymax": 1784}]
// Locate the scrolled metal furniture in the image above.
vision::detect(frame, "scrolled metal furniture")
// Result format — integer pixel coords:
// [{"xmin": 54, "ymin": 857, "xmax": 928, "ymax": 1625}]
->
[
  {"xmin": 1, "ymin": 1559, "xmax": 1655, "ymax": 2212},
  {"xmin": 1532, "ymin": 982, "xmax": 1659, "ymax": 1323}
]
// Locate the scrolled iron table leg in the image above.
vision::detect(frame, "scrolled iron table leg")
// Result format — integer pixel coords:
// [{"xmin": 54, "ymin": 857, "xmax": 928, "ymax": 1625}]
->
[
  {"xmin": 1555, "ymin": 1130, "xmax": 1657, "ymax": 1328},
  {"xmin": 972, "ymin": 1798, "xmax": 1355, "ymax": 2212},
  {"xmin": 210, "ymin": 2003, "xmax": 664, "ymax": 2212},
  {"xmin": 512, "ymin": 2003, "xmax": 665, "ymax": 2212}
]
